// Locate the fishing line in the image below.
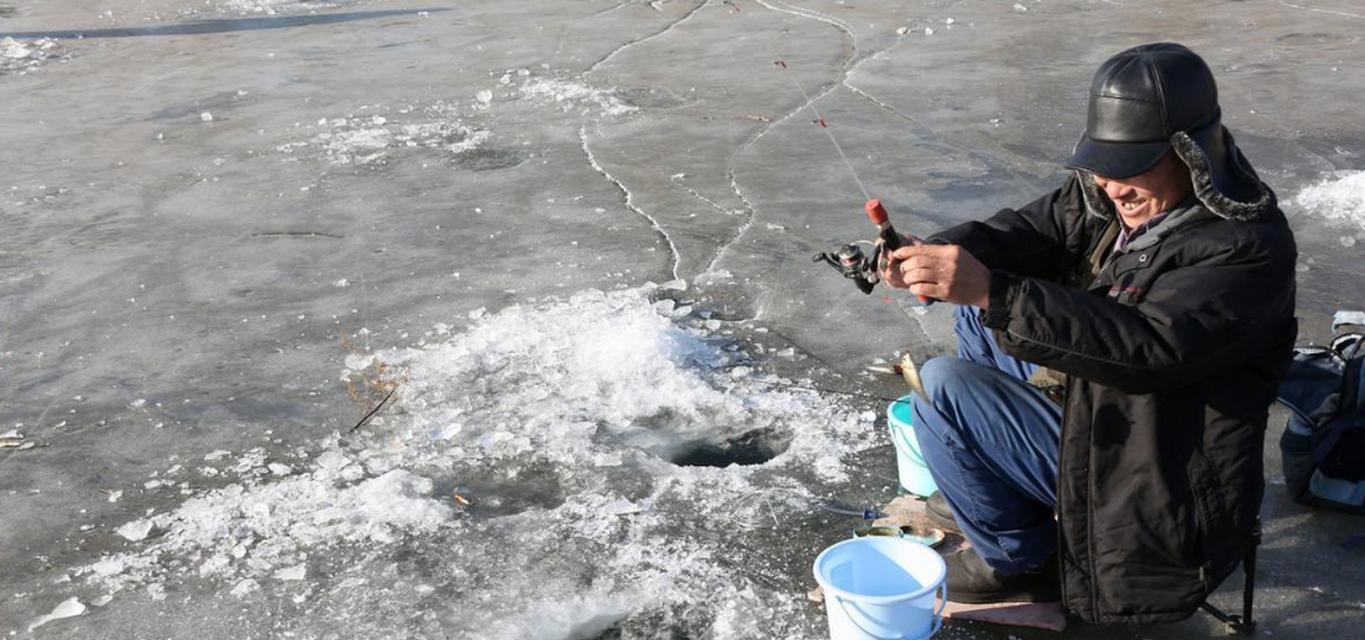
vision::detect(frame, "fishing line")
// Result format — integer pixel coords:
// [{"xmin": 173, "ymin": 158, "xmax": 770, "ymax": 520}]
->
[{"xmin": 765, "ymin": 41, "xmax": 872, "ymax": 202}]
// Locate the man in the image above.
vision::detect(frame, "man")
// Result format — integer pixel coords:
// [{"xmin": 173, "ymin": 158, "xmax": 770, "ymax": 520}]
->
[{"xmin": 880, "ymin": 43, "xmax": 1297, "ymax": 623}]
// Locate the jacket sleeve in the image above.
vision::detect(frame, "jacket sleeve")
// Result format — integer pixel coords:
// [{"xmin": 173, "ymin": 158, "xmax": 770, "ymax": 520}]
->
[
  {"xmin": 928, "ymin": 175, "xmax": 1086, "ymax": 280},
  {"xmin": 979, "ymin": 233, "xmax": 1296, "ymax": 394}
]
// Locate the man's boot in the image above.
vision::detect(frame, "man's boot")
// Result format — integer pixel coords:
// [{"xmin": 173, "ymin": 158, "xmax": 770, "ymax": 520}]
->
[
  {"xmin": 944, "ymin": 549, "xmax": 1060, "ymax": 604},
  {"xmin": 925, "ymin": 491, "xmax": 963, "ymax": 534}
]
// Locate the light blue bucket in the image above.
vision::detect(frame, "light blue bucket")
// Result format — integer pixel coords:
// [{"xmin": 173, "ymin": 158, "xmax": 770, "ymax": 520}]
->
[
  {"xmin": 813, "ymin": 536, "xmax": 948, "ymax": 640},
  {"xmin": 888, "ymin": 396, "xmax": 938, "ymax": 497}
]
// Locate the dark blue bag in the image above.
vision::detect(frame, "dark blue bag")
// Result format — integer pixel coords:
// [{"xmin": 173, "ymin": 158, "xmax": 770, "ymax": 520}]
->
[{"xmin": 1275, "ymin": 312, "xmax": 1365, "ymax": 514}]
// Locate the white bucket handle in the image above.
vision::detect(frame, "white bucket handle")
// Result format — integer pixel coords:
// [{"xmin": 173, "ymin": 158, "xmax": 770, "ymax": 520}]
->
[
  {"xmin": 930, "ymin": 580, "xmax": 947, "ymax": 637},
  {"xmin": 833, "ymin": 582, "xmax": 948, "ymax": 640}
]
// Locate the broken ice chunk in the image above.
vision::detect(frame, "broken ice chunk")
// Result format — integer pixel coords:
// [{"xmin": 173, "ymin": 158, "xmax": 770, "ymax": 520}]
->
[
  {"xmin": 314, "ymin": 450, "xmax": 352, "ymax": 475},
  {"xmin": 115, "ymin": 519, "xmax": 156, "ymax": 542},
  {"xmin": 27, "ymin": 597, "xmax": 85, "ymax": 632},
  {"xmin": 230, "ymin": 578, "xmax": 260, "ymax": 598},
  {"xmin": 274, "ymin": 563, "xmax": 307, "ymax": 581}
]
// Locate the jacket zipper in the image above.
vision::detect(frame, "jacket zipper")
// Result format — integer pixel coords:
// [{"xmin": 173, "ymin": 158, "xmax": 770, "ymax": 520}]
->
[
  {"xmin": 1086, "ymin": 411, "xmax": 1102, "ymax": 616},
  {"xmin": 1055, "ymin": 392, "xmax": 1072, "ymax": 610},
  {"xmin": 1074, "ymin": 221, "xmax": 1115, "ymax": 617}
]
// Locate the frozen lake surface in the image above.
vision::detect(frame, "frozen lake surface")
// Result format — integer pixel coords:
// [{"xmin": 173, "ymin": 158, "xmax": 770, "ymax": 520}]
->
[{"xmin": 2, "ymin": 1, "xmax": 1363, "ymax": 638}]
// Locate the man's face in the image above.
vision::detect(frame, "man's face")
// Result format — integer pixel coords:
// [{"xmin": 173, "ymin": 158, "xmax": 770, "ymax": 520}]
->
[{"xmin": 1092, "ymin": 152, "xmax": 1193, "ymax": 228}]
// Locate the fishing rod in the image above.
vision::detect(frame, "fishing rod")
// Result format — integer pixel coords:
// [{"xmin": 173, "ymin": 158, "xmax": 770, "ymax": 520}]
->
[{"xmin": 757, "ymin": 15, "xmax": 933, "ymax": 304}]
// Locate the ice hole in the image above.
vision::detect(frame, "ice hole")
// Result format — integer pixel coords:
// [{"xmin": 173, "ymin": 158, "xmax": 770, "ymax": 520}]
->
[{"xmin": 667, "ymin": 427, "xmax": 790, "ymax": 468}]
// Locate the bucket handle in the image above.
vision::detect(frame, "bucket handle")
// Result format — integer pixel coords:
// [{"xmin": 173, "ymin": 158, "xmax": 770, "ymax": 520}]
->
[
  {"xmin": 889, "ymin": 417, "xmax": 919, "ymax": 456},
  {"xmin": 930, "ymin": 580, "xmax": 947, "ymax": 637},
  {"xmin": 833, "ymin": 583, "xmax": 948, "ymax": 640}
]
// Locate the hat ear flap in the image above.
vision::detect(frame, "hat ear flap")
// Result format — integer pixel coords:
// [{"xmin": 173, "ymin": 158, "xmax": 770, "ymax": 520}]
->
[
  {"xmin": 1170, "ymin": 130, "xmax": 1272, "ymax": 221},
  {"xmin": 1074, "ymin": 170, "xmax": 1116, "ymax": 221}
]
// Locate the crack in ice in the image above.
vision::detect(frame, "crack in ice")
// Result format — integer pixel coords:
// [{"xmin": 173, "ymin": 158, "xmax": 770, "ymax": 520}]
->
[
  {"xmin": 580, "ymin": 125, "xmax": 682, "ymax": 280},
  {"xmin": 753, "ymin": 0, "xmax": 858, "ymax": 64},
  {"xmin": 585, "ymin": 0, "xmax": 712, "ymax": 74},
  {"xmin": 706, "ymin": 0, "xmax": 869, "ymax": 275},
  {"xmin": 842, "ymin": 83, "xmax": 1044, "ymax": 194},
  {"xmin": 1275, "ymin": 0, "xmax": 1364, "ymax": 20}
]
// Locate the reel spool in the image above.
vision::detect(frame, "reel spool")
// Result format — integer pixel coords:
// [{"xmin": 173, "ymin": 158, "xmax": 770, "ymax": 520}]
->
[{"xmin": 813, "ymin": 242, "xmax": 881, "ymax": 295}]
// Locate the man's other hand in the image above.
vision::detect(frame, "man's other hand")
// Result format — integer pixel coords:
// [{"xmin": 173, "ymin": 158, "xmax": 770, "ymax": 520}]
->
[{"xmin": 882, "ymin": 244, "xmax": 991, "ymax": 309}]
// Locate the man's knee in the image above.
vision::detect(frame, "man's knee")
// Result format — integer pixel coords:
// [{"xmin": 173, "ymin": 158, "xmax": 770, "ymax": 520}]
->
[{"xmin": 919, "ymin": 355, "xmax": 991, "ymax": 404}]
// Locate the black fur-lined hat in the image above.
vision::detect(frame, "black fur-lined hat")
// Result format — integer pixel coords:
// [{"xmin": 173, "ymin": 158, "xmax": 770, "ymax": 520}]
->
[{"xmin": 1067, "ymin": 43, "xmax": 1272, "ymax": 221}]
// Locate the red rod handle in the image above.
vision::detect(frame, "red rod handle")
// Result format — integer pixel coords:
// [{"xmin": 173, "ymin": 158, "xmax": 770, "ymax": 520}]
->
[
  {"xmin": 865, "ymin": 199, "xmax": 888, "ymax": 226},
  {"xmin": 866, "ymin": 199, "xmax": 930, "ymax": 304}
]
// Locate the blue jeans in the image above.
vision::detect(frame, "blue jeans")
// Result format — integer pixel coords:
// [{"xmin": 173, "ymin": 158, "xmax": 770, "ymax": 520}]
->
[{"xmin": 912, "ymin": 305, "xmax": 1062, "ymax": 575}]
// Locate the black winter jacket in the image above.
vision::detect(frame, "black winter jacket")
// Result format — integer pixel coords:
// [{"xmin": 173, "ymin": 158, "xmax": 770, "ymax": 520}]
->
[{"xmin": 930, "ymin": 131, "xmax": 1297, "ymax": 623}]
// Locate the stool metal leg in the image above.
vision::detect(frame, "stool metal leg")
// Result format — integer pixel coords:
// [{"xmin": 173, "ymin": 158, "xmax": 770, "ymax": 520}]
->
[{"xmin": 1200, "ymin": 519, "xmax": 1259, "ymax": 636}]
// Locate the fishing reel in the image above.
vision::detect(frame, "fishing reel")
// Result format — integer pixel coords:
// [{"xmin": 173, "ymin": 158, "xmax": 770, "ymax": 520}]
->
[{"xmin": 813, "ymin": 240, "xmax": 882, "ymax": 295}]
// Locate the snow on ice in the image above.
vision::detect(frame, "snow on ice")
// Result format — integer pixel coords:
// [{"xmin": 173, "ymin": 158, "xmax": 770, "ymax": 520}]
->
[
  {"xmin": 1291, "ymin": 170, "xmax": 1365, "ymax": 234},
  {"xmin": 0, "ymin": 38, "xmax": 65, "ymax": 76},
  {"xmin": 73, "ymin": 287, "xmax": 877, "ymax": 636},
  {"xmin": 519, "ymin": 77, "xmax": 639, "ymax": 117},
  {"xmin": 275, "ymin": 103, "xmax": 490, "ymax": 167}
]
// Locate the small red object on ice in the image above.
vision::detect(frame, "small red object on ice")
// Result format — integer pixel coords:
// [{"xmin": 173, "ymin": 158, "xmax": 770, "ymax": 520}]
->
[{"xmin": 817, "ymin": 117, "xmax": 828, "ymax": 128}]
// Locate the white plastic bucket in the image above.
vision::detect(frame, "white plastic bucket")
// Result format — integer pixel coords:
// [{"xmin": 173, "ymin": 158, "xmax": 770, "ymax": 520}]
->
[
  {"xmin": 888, "ymin": 396, "xmax": 938, "ymax": 497},
  {"xmin": 813, "ymin": 537, "xmax": 947, "ymax": 640}
]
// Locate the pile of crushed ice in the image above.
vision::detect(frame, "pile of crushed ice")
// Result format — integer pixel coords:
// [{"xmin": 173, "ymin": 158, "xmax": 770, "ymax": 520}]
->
[
  {"xmin": 519, "ymin": 76, "xmax": 639, "ymax": 117},
  {"xmin": 0, "ymin": 37, "xmax": 64, "ymax": 76},
  {"xmin": 276, "ymin": 102, "xmax": 489, "ymax": 167},
  {"xmin": 211, "ymin": 0, "xmax": 360, "ymax": 16},
  {"xmin": 273, "ymin": 70, "xmax": 634, "ymax": 167},
  {"xmin": 1291, "ymin": 170, "xmax": 1365, "ymax": 238},
  {"xmin": 67, "ymin": 285, "xmax": 878, "ymax": 637}
]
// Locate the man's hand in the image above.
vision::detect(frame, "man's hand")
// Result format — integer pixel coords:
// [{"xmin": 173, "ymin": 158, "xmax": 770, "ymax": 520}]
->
[{"xmin": 881, "ymin": 243, "xmax": 992, "ymax": 309}]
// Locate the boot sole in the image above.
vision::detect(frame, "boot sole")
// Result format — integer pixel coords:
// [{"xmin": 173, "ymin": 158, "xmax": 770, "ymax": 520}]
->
[{"xmin": 946, "ymin": 587, "xmax": 1061, "ymax": 605}]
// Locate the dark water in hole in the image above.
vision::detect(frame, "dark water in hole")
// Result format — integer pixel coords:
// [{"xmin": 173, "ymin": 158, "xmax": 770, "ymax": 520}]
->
[{"xmin": 668, "ymin": 428, "xmax": 791, "ymax": 468}]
